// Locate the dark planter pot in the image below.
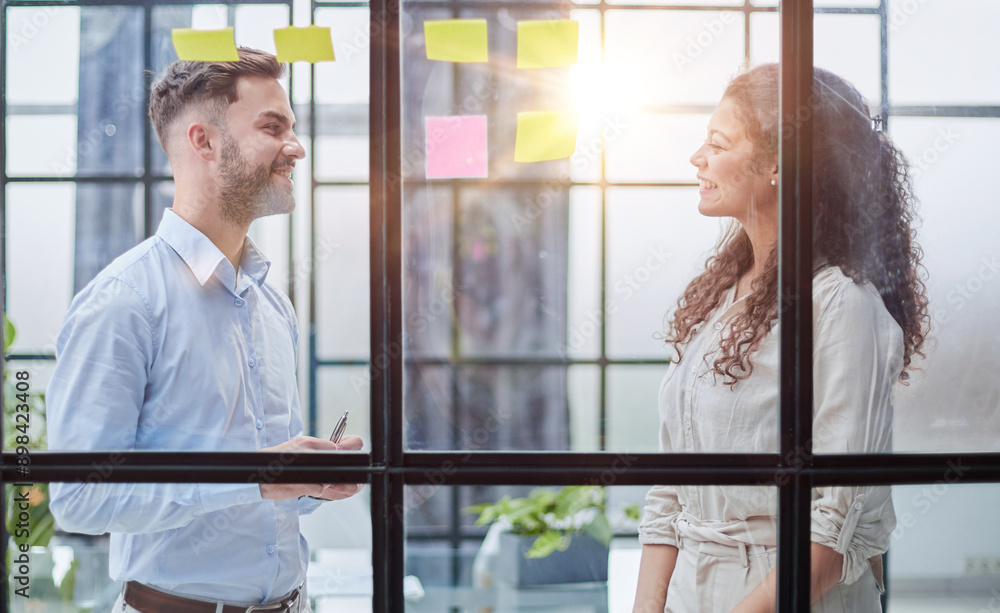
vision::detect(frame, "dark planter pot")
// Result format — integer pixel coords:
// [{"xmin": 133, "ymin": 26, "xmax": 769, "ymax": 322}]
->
[{"xmin": 494, "ymin": 532, "xmax": 609, "ymax": 587}]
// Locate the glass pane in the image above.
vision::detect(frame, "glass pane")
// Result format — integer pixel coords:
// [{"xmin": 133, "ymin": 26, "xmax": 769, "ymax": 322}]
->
[
  {"xmin": 4, "ymin": 6, "xmax": 81, "ymax": 106},
  {"xmin": 5, "ymin": 183, "xmax": 76, "ymax": 355},
  {"xmin": 453, "ymin": 187, "xmax": 568, "ymax": 359},
  {"xmin": 607, "ymin": 365, "xmax": 663, "ymax": 453},
  {"xmin": 751, "ymin": 13, "xmax": 880, "ymax": 104},
  {"xmin": 4, "ymin": 114, "xmax": 77, "ymax": 177},
  {"xmin": 6, "ymin": 7, "xmax": 147, "ymax": 177},
  {"xmin": 6, "ymin": 181, "xmax": 144, "ymax": 354},
  {"xmin": 4, "ymin": 481, "xmax": 371, "ymax": 611},
  {"xmin": 890, "ymin": 115, "xmax": 1000, "ymax": 452},
  {"xmin": 315, "ymin": 7, "xmax": 370, "ymax": 105},
  {"xmin": 568, "ymin": 364, "xmax": 602, "ymax": 451},
  {"xmin": 404, "ymin": 185, "xmax": 455, "ymax": 361},
  {"xmin": 317, "ymin": 366, "xmax": 372, "ymax": 444},
  {"xmin": 565, "ymin": 186, "xmax": 602, "ymax": 360},
  {"xmin": 605, "ymin": 10, "xmax": 744, "ymax": 107},
  {"xmin": 605, "ymin": 112, "xmax": 712, "ymax": 184},
  {"xmin": 315, "ymin": 186, "xmax": 371, "ymax": 360},
  {"xmin": 234, "ymin": 4, "xmax": 290, "ymax": 54},
  {"xmin": 810, "ymin": 4, "xmax": 1000, "ymax": 453},
  {"xmin": 754, "ymin": 0, "xmax": 880, "ymax": 7},
  {"xmin": 403, "ymin": 484, "xmax": 775, "ymax": 611},
  {"xmin": 3, "ymin": 360, "xmax": 54, "ymax": 452},
  {"xmin": 888, "ymin": 483, "xmax": 1000, "ymax": 610},
  {"xmin": 888, "ymin": 0, "xmax": 1000, "ymax": 106},
  {"xmin": 605, "ymin": 186, "xmax": 723, "ymax": 360},
  {"xmin": 406, "ymin": 365, "xmax": 572, "ymax": 451},
  {"xmin": 814, "ymin": 14, "xmax": 881, "ymax": 105},
  {"xmin": 315, "ymin": 135, "xmax": 370, "ymax": 182}
]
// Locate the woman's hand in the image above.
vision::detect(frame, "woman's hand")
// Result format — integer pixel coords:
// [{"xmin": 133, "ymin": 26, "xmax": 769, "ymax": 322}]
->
[{"xmin": 729, "ymin": 542, "xmax": 844, "ymax": 613}]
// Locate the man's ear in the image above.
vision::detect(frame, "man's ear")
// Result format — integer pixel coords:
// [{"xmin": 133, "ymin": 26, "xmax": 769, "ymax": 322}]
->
[{"xmin": 187, "ymin": 122, "xmax": 219, "ymax": 162}]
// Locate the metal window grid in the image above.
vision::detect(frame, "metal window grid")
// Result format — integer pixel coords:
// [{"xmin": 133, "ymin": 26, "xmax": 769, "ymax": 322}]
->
[{"xmin": 2, "ymin": 0, "xmax": 1000, "ymax": 611}]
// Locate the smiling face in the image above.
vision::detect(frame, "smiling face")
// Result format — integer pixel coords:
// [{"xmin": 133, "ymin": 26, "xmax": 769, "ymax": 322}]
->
[
  {"xmin": 690, "ymin": 97, "xmax": 777, "ymax": 230},
  {"xmin": 216, "ymin": 76, "xmax": 304, "ymax": 227}
]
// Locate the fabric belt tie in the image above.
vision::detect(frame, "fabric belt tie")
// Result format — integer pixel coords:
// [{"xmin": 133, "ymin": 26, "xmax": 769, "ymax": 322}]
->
[{"xmin": 123, "ymin": 581, "xmax": 300, "ymax": 613}]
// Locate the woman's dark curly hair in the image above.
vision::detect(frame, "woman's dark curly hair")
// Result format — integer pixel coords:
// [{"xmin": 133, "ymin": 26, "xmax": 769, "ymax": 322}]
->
[{"xmin": 666, "ymin": 63, "xmax": 929, "ymax": 385}]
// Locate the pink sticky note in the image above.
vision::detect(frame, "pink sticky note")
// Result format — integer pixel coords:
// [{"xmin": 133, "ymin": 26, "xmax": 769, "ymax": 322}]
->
[{"xmin": 425, "ymin": 116, "xmax": 488, "ymax": 179}]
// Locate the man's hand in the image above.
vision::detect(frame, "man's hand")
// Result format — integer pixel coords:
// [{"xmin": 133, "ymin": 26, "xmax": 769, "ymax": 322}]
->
[{"xmin": 257, "ymin": 435, "xmax": 365, "ymax": 501}]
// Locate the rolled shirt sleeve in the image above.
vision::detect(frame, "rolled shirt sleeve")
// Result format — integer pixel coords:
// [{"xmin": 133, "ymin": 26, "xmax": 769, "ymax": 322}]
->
[
  {"xmin": 809, "ymin": 270, "xmax": 902, "ymax": 585},
  {"xmin": 639, "ymin": 366, "xmax": 684, "ymax": 547},
  {"xmin": 638, "ymin": 485, "xmax": 682, "ymax": 547}
]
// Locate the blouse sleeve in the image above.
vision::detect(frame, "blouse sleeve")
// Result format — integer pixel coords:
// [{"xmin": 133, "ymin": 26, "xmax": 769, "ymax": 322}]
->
[
  {"xmin": 638, "ymin": 485, "xmax": 682, "ymax": 546},
  {"xmin": 810, "ymin": 271, "xmax": 902, "ymax": 585},
  {"xmin": 639, "ymin": 367, "xmax": 683, "ymax": 547}
]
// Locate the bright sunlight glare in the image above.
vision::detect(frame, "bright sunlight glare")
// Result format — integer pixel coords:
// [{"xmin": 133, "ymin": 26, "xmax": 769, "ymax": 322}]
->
[{"xmin": 570, "ymin": 61, "xmax": 646, "ymax": 119}]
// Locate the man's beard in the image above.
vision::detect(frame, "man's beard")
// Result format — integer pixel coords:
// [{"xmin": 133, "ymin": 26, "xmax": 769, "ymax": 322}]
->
[{"xmin": 217, "ymin": 131, "xmax": 295, "ymax": 228}]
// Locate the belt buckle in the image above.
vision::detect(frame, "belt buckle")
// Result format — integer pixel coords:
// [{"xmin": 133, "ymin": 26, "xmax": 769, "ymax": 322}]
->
[{"xmin": 245, "ymin": 589, "xmax": 298, "ymax": 613}]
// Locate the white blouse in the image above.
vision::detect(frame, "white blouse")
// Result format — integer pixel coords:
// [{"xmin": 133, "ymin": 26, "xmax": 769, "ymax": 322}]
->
[{"xmin": 638, "ymin": 267, "xmax": 901, "ymax": 585}]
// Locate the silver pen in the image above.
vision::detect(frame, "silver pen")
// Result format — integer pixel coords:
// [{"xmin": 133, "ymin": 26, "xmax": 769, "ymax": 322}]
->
[{"xmin": 329, "ymin": 410, "xmax": 349, "ymax": 443}]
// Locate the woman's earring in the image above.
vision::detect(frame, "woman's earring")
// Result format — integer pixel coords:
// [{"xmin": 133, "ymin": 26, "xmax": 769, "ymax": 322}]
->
[{"xmin": 770, "ymin": 179, "xmax": 777, "ymax": 186}]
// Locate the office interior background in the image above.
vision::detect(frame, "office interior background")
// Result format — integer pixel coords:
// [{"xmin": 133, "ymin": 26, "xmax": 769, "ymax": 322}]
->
[{"xmin": 2, "ymin": 0, "xmax": 999, "ymax": 610}]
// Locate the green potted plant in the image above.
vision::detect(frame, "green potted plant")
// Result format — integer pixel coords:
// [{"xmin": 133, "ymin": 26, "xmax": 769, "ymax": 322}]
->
[
  {"xmin": 3, "ymin": 315, "xmax": 79, "ymax": 602},
  {"xmin": 3, "ymin": 314, "xmax": 54, "ymax": 548},
  {"xmin": 464, "ymin": 486, "xmax": 639, "ymax": 587}
]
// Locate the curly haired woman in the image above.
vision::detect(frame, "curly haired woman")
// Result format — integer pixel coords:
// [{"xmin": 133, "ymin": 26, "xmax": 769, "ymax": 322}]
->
[{"xmin": 632, "ymin": 64, "xmax": 929, "ymax": 613}]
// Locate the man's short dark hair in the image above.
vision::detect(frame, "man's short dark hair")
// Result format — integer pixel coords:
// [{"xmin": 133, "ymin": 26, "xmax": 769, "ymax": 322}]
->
[{"xmin": 148, "ymin": 47, "xmax": 285, "ymax": 152}]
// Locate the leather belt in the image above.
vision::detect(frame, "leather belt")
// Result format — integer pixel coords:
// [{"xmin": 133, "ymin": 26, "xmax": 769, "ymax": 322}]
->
[{"xmin": 123, "ymin": 582, "xmax": 300, "ymax": 613}]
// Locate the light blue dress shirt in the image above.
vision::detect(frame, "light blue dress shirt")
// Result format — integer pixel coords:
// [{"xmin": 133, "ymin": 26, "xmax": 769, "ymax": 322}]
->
[{"xmin": 48, "ymin": 209, "xmax": 322, "ymax": 603}]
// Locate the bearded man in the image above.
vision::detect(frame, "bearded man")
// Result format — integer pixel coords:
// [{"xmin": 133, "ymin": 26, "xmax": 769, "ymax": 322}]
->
[{"xmin": 46, "ymin": 48, "xmax": 361, "ymax": 613}]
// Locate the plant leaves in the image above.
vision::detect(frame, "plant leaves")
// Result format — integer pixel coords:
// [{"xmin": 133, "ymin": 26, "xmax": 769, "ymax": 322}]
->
[
  {"xmin": 3, "ymin": 315, "xmax": 15, "ymax": 353},
  {"xmin": 623, "ymin": 503, "xmax": 642, "ymax": 522},
  {"xmin": 583, "ymin": 512, "xmax": 613, "ymax": 546},
  {"xmin": 526, "ymin": 530, "xmax": 569, "ymax": 559}
]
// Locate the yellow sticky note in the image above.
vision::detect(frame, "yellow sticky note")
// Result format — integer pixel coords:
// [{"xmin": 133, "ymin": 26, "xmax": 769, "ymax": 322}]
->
[
  {"xmin": 514, "ymin": 111, "xmax": 578, "ymax": 163},
  {"xmin": 171, "ymin": 28, "xmax": 239, "ymax": 62},
  {"xmin": 424, "ymin": 19, "xmax": 488, "ymax": 63},
  {"xmin": 274, "ymin": 26, "xmax": 336, "ymax": 63},
  {"xmin": 517, "ymin": 20, "xmax": 578, "ymax": 69}
]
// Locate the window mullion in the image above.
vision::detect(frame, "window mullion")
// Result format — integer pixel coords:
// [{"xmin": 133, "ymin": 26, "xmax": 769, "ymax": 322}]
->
[{"xmin": 779, "ymin": 0, "xmax": 815, "ymax": 610}]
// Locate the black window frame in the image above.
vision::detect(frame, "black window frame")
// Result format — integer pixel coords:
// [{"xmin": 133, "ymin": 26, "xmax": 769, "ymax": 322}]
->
[{"xmin": 2, "ymin": 0, "xmax": 1000, "ymax": 611}]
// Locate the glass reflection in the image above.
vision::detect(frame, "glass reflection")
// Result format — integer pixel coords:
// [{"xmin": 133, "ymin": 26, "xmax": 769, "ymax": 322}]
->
[
  {"xmin": 403, "ymin": 484, "xmax": 650, "ymax": 612},
  {"xmin": 887, "ymin": 483, "xmax": 1000, "ymax": 610},
  {"xmin": 5, "ymin": 482, "xmax": 371, "ymax": 612}
]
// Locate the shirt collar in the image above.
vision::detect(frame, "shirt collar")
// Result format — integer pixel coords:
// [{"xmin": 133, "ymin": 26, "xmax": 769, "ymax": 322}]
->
[{"xmin": 156, "ymin": 209, "xmax": 271, "ymax": 287}]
